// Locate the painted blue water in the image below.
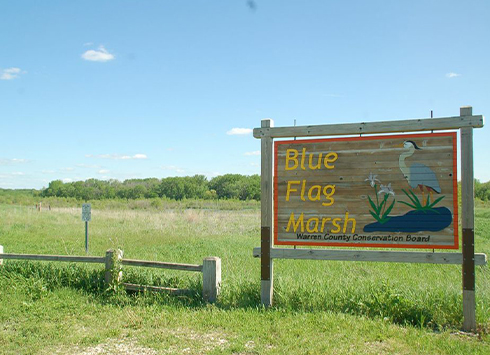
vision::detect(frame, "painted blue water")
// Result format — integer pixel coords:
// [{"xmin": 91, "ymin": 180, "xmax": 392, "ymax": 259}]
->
[{"xmin": 363, "ymin": 207, "xmax": 453, "ymax": 233}]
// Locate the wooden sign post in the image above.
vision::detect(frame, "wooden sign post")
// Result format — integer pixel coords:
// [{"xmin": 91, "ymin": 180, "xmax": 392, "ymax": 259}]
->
[
  {"xmin": 460, "ymin": 106, "xmax": 476, "ymax": 331},
  {"xmin": 254, "ymin": 107, "xmax": 486, "ymax": 332},
  {"xmin": 260, "ymin": 119, "xmax": 274, "ymax": 306}
]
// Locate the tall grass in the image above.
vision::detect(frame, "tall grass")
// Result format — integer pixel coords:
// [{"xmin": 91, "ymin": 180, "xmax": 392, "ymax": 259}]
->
[
  {"xmin": 0, "ymin": 190, "xmax": 260, "ymax": 211},
  {"xmin": 1, "ymin": 203, "xmax": 489, "ymax": 332}
]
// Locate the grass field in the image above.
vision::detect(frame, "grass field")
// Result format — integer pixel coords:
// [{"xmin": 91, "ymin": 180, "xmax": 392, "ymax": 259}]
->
[{"xmin": 0, "ymin": 202, "xmax": 489, "ymax": 354}]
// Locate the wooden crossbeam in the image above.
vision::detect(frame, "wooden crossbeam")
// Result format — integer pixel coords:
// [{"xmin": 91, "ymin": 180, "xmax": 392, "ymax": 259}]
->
[
  {"xmin": 254, "ymin": 115, "xmax": 484, "ymax": 139},
  {"xmin": 252, "ymin": 247, "xmax": 487, "ymax": 265}
]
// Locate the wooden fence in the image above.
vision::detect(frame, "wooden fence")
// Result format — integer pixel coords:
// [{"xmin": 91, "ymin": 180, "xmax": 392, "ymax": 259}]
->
[{"xmin": 0, "ymin": 245, "xmax": 221, "ymax": 303}]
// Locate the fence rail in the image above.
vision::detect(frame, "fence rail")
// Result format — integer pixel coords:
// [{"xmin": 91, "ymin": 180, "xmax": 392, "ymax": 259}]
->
[
  {"xmin": 122, "ymin": 283, "xmax": 192, "ymax": 296},
  {"xmin": 0, "ymin": 245, "xmax": 220, "ymax": 303},
  {"xmin": 121, "ymin": 258, "xmax": 203, "ymax": 272},
  {"xmin": 0, "ymin": 253, "xmax": 105, "ymax": 264}
]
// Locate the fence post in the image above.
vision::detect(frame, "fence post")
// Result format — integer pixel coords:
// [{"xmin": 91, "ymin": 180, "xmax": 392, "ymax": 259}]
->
[
  {"xmin": 0, "ymin": 245, "xmax": 3, "ymax": 265},
  {"xmin": 202, "ymin": 257, "xmax": 221, "ymax": 303},
  {"xmin": 105, "ymin": 249, "xmax": 123, "ymax": 287}
]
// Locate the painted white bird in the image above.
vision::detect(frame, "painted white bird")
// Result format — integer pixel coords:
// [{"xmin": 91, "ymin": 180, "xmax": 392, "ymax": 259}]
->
[{"xmin": 398, "ymin": 140, "xmax": 441, "ymax": 204}]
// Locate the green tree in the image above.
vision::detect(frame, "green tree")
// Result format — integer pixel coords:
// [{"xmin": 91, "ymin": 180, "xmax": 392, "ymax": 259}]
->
[
  {"xmin": 160, "ymin": 177, "xmax": 186, "ymax": 200},
  {"xmin": 42, "ymin": 180, "xmax": 64, "ymax": 197}
]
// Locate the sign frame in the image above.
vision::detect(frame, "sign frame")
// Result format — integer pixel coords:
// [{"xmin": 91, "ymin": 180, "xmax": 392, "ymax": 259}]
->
[{"xmin": 254, "ymin": 106, "xmax": 485, "ymax": 332}]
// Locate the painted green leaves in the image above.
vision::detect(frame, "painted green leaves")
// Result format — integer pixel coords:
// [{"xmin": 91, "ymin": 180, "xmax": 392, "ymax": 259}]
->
[
  {"xmin": 366, "ymin": 173, "xmax": 395, "ymax": 224},
  {"xmin": 398, "ymin": 189, "xmax": 445, "ymax": 212}
]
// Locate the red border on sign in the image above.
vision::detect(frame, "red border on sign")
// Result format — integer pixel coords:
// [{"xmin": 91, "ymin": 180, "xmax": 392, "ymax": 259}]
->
[{"xmin": 273, "ymin": 132, "xmax": 459, "ymax": 249}]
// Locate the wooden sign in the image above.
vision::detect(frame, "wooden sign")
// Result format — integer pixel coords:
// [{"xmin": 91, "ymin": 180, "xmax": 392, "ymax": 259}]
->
[{"xmin": 274, "ymin": 132, "xmax": 458, "ymax": 249}]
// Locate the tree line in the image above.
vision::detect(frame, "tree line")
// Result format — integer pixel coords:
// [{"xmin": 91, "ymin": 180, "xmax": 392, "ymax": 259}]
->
[
  {"xmin": 475, "ymin": 179, "xmax": 490, "ymax": 201},
  {"xmin": 41, "ymin": 174, "xmax": 261, "ymax": 201},
  {"xmin": 18, "ymin": 176, "xmax": 490, "ymax": 203}
]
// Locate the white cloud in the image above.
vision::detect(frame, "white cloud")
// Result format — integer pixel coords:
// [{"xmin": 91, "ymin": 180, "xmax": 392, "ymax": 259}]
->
[
  {"xmin": 86, "ymin": 153, "xmax": 147, "ymax": 160},
  {"xmin": 0, "ymin": 158, "xmax": 29, "ymax": 165},
  {"xmin": 98, "ymin": 169, "xmax": 110, "ymax": 174},
  {"xmin": 1, "ymin": 67, "xmax": 26, "ymax": 80},
  {"xmin": 161, "ymin": 165, "xmax": 186, "ymax": 173},
  {"xmin": 81, "ymin": 45, "xmax": 115, "ymax": 62},
  {"xmin": 60, "ymin": 167, "xmax": 75, "ymax": 171},
  {"xmin": 83, "ymin": 42, "xmax": 94, "ymax": 46},
  {"xmin": 244, "ymin": 151, "xmax": 260, "ymax": 156},
  {"xmin": 62, "ymin": 178, "xmax": 73, "ymax": 183},
  {"xmin": 446, "ymin": 72, "xmax": 461, "ymax": 78},
  {"xmin": 77, "ymin": 163, "xmax": 100, "ymax": 168},
  {"xmin": 227, "ymin": 128, "xmax": 253, "ymax": 135}
]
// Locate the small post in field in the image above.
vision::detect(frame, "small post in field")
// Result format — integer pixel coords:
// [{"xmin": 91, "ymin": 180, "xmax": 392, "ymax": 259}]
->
[
  {"xmin": 0, "ymin": 245, "xmax": 3, "ymax": 265},
  {"xmin": 82, "ymin": 203, "xmax": 91, "ymax": 254},
  {"xmin": 85, "ymin": 221, "xmax": 88, "ymax": 253},
  {"xmin": 202, "ymin": 257, "xmax": 221, "ymax": 303},
  {"xmin": 105, "ymin": 249, "xmax": 124, "ymax": 287}
]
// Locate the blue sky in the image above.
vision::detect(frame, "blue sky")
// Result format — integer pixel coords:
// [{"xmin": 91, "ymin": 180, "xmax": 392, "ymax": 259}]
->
[{"xmin": 1, "ymin": 1, "xmax": 489, "ymax": 189}]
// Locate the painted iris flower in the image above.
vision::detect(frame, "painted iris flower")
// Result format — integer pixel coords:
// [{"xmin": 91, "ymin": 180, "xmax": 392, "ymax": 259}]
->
[{"xmin": 364, "ymin": 172, "xmax": 380, "ymax": 187}]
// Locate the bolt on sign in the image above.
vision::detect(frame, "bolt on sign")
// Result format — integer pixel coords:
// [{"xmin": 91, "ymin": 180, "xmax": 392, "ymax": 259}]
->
[{"xmin": 274, "ymin": 132, "xmax": 458, "ymax": 249}]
